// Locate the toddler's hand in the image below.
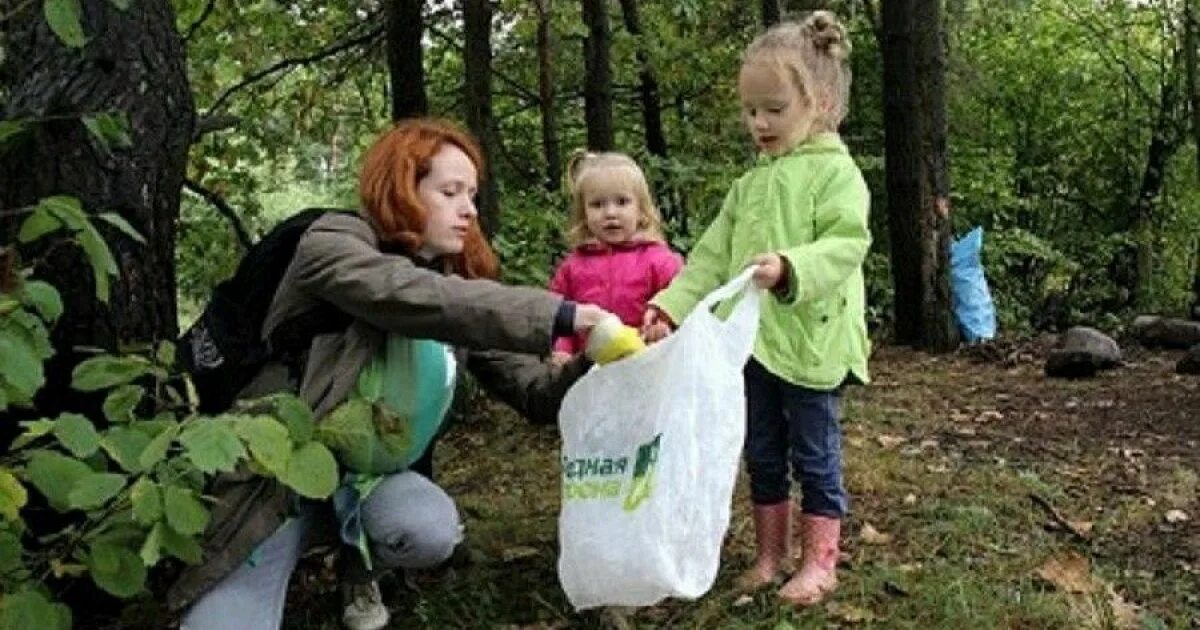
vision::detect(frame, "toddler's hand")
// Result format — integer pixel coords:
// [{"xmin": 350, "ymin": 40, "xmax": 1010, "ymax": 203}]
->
[
  {"xmin": 640, "ymin": 307, "xmax": 675, "ymax": 344},
  {"xmin": 750, "ymin": 253, "xmax": 785, "ymax": 290}
]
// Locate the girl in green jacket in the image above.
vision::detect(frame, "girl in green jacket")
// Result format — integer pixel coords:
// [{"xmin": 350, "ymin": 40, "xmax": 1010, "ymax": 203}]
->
[{"xmin": 643, "ymin": 11, "xmax": 870, "ymax": 607}]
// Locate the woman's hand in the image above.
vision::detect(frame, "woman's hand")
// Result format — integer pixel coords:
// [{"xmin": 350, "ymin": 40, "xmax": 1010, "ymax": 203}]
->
[
  {"xmin": 640, "ymin": 306, "xmax": 675, "ymax": 343},
  {"xmin": 573, "ymin": 303, "xmax": 614, "ymax": 333},
  {"xmin": 549, "ymin": 351, "xmax": 574, "ymax": 367}
]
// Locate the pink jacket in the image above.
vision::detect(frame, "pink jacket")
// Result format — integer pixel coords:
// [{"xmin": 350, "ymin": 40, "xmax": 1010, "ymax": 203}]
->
[{"xmin": 549, "ymin": 239, "xmax": 683, "ymax": 354}]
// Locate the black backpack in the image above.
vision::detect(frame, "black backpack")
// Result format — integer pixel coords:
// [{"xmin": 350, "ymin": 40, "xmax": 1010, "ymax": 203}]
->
[{"xmin": 178, "ymin": 208, "xmax": 356, "ymax": 413}]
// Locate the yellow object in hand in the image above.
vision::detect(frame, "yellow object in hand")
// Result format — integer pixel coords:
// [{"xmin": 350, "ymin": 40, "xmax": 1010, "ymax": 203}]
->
[{"xmin": 585, "ymin": 315, "xmax": 646, "ymax": 365}]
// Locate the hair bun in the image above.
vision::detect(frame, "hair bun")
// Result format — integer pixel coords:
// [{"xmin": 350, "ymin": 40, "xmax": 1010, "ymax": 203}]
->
[{"xmin": 803, "ymin": 10, "xmax": 850, "ymax": 59}]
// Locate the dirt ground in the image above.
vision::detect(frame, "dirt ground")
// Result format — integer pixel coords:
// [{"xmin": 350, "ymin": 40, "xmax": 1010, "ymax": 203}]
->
[
  {"xmin": 851, "ymin": 339, "xmax": 1199, "ymax": 620},
  {"xmin": 264, "ymin": 339, "xmax": 1199, "ymax": 628}
]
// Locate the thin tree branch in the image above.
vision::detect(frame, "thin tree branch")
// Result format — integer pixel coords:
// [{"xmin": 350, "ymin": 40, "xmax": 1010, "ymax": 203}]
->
[
  {"xmin": 1055, "ymin": 2, "xmax": 1159, "ymax": 107},
  {"xmin": 183, "ymin": 178, "xmax": 253, "ymax": 250},
  {"xmin": 192, "ymin": 114, "xmax": 241, "ymax": 141},
  {"xmin": 0, "ymin": 0, "xmax": 36, "ymax": 24},
  {"xmin": 427, "ymin": 24, "xmax": 541, "ymax": 104},
  {"xmin": 203, "ymin": 25, "xmax": 384, "ymax": 116},
  {"xmin": 183, "ymin": 0, "xmax": 217, "ymax": 43}
]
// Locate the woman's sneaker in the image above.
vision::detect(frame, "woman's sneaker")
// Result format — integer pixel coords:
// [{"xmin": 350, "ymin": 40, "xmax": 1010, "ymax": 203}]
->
[{"xmin": 342, "ymin": 580, "xmax": 389, "ymax": 630}]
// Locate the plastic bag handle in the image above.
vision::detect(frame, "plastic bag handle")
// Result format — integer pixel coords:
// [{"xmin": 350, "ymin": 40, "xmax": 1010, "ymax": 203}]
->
[{"xmin": 695, "ymin": 266, "xmax": 759, "ymax": 313}]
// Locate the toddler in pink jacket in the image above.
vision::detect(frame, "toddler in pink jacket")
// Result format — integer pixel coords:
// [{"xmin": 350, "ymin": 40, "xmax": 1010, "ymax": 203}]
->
[{"xmin": 549, "ymin": 151, "xmax": 683, "ymax": 364}]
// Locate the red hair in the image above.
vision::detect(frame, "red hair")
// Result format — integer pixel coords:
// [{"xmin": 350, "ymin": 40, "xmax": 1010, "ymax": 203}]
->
[{"xmin": 359, "ymin": 118, "xmax": 499, "ymax": 280}]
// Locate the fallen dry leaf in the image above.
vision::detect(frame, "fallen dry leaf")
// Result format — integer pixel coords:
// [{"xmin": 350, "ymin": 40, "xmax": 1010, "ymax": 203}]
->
[
  {"xmin": 1107, "ymin": 585, "xmax": 1141, "ymax": 629},
  {"xmin": 732, "ymin": 594, "xmax": 754, "ymax": 608},
  {"xmin": 1036, "ymin": 552, "xmax": 1099, "ymax": 594},
  {"xmin": 975, "ymin": 410, "xmax": 1003, "ymax": 422},
  {"xmin": 826, "ymin": 601, "xmax": 876, "ymax": 623},
  {"xmin": 1165, "ymin": 509, "xmax": 1190, "ymax": 524},
  {"xmin": 1067, "ymin": 520, "xmax": 1094, "ymax": 537},
  {"xmin": 860, "ymin": 523, "xmax": 893, "ymax": 545},
  {"xmin": 876, "ymin": 434, "xmax": 906, "ymax": 448},
  {"xmin": 500, "ymin": 546, "xmax": 540, "ymax": 562},
  {"xmin": 903, "ymin": 493, "xmax": 917, "ymax": 505}
]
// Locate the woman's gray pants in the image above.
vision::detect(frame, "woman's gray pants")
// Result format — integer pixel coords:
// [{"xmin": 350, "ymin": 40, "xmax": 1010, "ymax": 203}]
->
[{"xmin": 181, "ymin": 471, "xmax": 462, "ymax": 630}]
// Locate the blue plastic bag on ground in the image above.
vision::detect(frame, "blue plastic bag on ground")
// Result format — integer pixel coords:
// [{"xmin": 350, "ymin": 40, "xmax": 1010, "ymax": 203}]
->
[{"xmin": 949, "ymin": 226, "xmax": 997, "ymax": 342}]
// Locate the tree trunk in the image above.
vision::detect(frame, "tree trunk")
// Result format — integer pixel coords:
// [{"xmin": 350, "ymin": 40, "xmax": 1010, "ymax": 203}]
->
[
  {"xmin": 386, "ymin": 0, "xmax": 428, "ymax": 120},
  {"xmin": 0, "ymin": 0, "xmax": 194, "ymax": 412},
  {"xmin": 618, "ymin": 0, "xmax": 667, "ymax": 159},
  {"xmin": 881, "ymin": 0, "xmax": 957, "ymax": 350},
  {"xmin": 1130, "ymin": 59, "xmax": 1180, "ymax": 310},
  {"xmin": 462, "ymin": 0, "xmax": 500, "ymax": 236},
  {"xmin": 1184, "ymin": 0, "xmax": 1200, "ymax": 318},
  {"xmin": 534, "ymin": 0, "xmax": 562, "ymax": 191},
  {"xmin": 581, "ymin": 0, "xmax": 614, "ymax": 151},
  {"xmin": 617, "ymin": 0, "xmax": 673, "ymax": 222},
  {"xmin": 761, "ymin": 0, "xmax": 783, "ymax": 27}
]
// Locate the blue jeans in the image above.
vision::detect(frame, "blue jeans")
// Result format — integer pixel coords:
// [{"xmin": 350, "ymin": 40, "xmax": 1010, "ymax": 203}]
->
[
  {"xmin": 181, "ymin": 471, "xmax": 461, "ymax": 630},
  {"xmin": 743, "ymin": 359, "xmax": 847, "ymax": 517}
]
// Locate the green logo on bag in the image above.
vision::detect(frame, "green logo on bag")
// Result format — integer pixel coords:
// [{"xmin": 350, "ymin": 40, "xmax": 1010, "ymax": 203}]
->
[{"xmin": 561, "ymin": 433, "xmax": 662, "ymax": 512}]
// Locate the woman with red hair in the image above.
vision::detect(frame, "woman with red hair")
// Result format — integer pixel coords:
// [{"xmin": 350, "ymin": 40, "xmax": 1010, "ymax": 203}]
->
[{"xmin": 171, "ymin": 118, "xmax": 612, "ymax": 630}]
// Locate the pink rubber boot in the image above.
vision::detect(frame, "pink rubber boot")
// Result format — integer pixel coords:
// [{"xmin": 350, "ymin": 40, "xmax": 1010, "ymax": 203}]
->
[{"xmin": 778, "ymin": 514, "xmax": 840, "ymax": 606}]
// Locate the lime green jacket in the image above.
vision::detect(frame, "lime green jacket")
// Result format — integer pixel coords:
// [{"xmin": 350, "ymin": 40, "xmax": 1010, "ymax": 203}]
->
[{"xmin": 652, "ymin": 133, "xmax": 870, "ymax": 389}]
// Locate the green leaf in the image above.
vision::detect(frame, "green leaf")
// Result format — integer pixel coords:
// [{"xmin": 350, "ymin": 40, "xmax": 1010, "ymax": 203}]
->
[
  {"xmin": 0, "ymin": 120, "xmax": 27, "ymax": 146},
  {"xmin": 280, "ymin": 442, "xmax": 337, "ymax": 499},
  {"xmin": 0, "ymin": 531, "xmax": 24, "ymax": 574},
  {"xmin": 39, "ymin": 196, "xmax": 86, "ymax": 231},
  {"xmin": 96, "ymin": 212, "xmax": 145, "ymax": 244},
  {"xmin": 0, "ymin": 590, "xmax": 71, "ymax": 630},
  {"xmin": 52, "ymin": 413, "xmax": 100, "ymax": 458},
  {"xmin": 314, "ymin": 397, "xmax": 374, "ymax": 455},
  {"xmin": 77, "ymin": 227, "xmax": 116, "ymax": 303},
  {"xmin": 162, "ymin": 485, "xmax": 208, "ymax": 536},
  {"xmin": 109, "ymin": 0, "xmax": 131, "ymax": 9},
  {"xmin": 235, "ymin": 416, "xmax": 292, "ymax": 477},
  {"xmin": 20, "ymin": 281, "xmax": 62, "ymax": 323},
  {"xmin": 137, "ymin": 422, "xmax": 178, "ymax": 471},
  {"xmin": 274, "ymin": 395, "xmax": 314, "ymax": 444},
  {"xmin": 11, "ymin": 419, "xmax": 55, "ymax": 450},
  {"xmin": 158, "ymin": 523, "xmax": 202, "ymax": 564},
  {"xmin": 139, "ymin": 522, "xmax": 162, "ymax": 566},
  {"xmin": 16, "ymin": 207, "xmax": 63, "ymax": 243},
  {"xmin": 43, "ymin": 0, "xmax": 88, "ymax": 48},
  {"xmin": 0, "ymin": 469, "xmax": 28, "ymax": 521},
  {"xmin": 2, "ymin": 310, "xmax": 53, "ymax": 359},
  {"xmin": 71, "ymin": 355, "xmax": 152, "ymax": 391},
  {"xmin": 154, "ymin": 341, "xmax": 175, "ymax": 368},
  {"xmin": 102, "ymin": 385, "xmax": 143, "ymax": 424},
  {"xmin": 0, "ymin": 335, "xmax": 43, "ymax": 400},
  {"xmin": 100, "ymin": 427, "xmax": 151, "ymax": 473},
  {"xmin": 25, "ymin": 450, "xmax": 92, "ymax": 512},
  {"xmin": 130, "ymin": 477, "xmax": 161, "ymax": 525},
  {"xmin": 178, "ymin": 420, "xmax": 246, "ymax": 474},
  {"xmin": 81, "ymin": 113, "xmax": 133, "ymax": 152},
  {"xmin": 67, "ymin": 472, "xmax": 125, "ymax": 510},
  {"xmin": 87, "ymin": 542, "xmax": 145, "ymax": 598}
]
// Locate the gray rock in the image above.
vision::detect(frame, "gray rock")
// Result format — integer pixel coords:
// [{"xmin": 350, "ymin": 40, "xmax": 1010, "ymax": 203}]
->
[
  {"xmin": 1178, "ymin": 344, "xmax": 1200, "ymax": 375},
  {"xmin": 1131, "ymin": 315, "xmax": 1200, "ymax": 349},
  {"xmin": 1061, "ymin": 326, "xmax": 1121, "ymax": 368}
]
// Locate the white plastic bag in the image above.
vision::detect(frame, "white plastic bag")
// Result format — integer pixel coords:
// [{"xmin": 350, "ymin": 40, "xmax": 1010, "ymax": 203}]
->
[{"xmin": 557, "ymin": 268, "xmax": 761, "ymax": 610}]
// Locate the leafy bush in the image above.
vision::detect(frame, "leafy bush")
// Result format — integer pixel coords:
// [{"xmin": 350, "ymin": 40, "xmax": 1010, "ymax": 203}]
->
[{"xmin": 0, "ymin": 200, "xmax": 338, "ymax": 628}]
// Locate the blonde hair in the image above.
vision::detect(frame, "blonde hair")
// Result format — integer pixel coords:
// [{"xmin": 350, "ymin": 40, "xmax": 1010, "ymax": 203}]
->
[
  {"xmin": 742, "ymin": 11, "xmax": 852, "ymax": 133},
  {"xmin": 564, "ymin": 150, "xmax": 665, "ymax": 247}
]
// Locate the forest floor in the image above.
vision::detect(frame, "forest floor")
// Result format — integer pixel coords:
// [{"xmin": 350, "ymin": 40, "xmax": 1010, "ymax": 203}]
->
[{"xmin": 270, "ymin": 339, "xmax": 1195, "ymax": 628}]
